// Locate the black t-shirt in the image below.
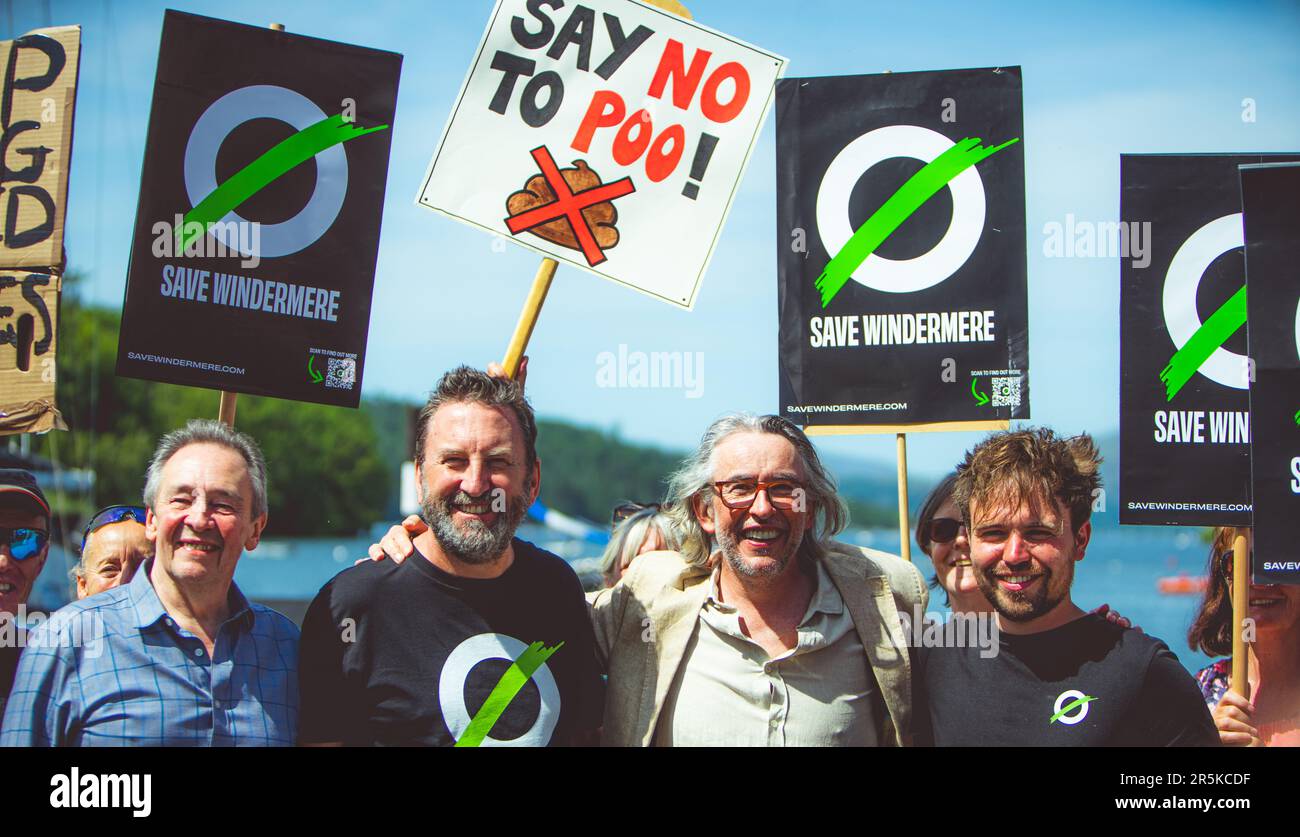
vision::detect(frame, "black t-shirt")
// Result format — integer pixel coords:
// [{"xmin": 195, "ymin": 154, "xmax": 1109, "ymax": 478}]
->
[
  {"xmin": 0, "ymin": 642, "xmax": 20, "ymax": 718},
  {"xmin": 914, "ymin": 613, "xmax": 1219, "ymax": 746},
  {"xmin": 298, "ymin": 539, "xmax": 603, "ymax": 746}
]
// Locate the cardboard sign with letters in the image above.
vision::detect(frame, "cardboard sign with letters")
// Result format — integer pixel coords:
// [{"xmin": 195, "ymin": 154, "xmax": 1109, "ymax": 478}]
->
[
  {"xmin": 0, "ymin": 25, "xmax": 79, "ymax": 435},
  {"xmin": 0, "ymin": 25, "xmax": 80, "ymax": 269}
]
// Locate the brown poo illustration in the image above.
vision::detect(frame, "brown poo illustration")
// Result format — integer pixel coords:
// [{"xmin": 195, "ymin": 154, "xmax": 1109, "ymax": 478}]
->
[{"xmin": 506, "ymin": 160, "xmax": 619, "ymax": 251}]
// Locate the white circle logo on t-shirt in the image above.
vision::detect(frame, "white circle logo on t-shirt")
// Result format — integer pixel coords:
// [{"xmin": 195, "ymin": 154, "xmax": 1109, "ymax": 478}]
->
[
  {"xmin": 438, "ymin": 632, "xmax": 562, "ymax": 747},
  {"xmin": 1050, "ymin": 689, "xmax": 1097, "ymax": 726}
]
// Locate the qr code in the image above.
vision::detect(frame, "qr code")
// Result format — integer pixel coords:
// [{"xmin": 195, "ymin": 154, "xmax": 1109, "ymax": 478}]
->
[
  {"xmin": 992, "ymin": 376, "xmax": 1021, "ymax": 408},
  {"xmin": 326, "ymin": 357, "xmax": 356, "ymax": 390}
]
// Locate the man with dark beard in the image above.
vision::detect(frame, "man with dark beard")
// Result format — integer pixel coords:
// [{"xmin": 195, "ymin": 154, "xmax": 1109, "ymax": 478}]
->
[
  {"xmin": 913, "ymin": 428, "xmax": 1217, "ymax": 746},
  {"xmin": 296, "ymin": 367, "xmax": 603, "ymax": 746}
]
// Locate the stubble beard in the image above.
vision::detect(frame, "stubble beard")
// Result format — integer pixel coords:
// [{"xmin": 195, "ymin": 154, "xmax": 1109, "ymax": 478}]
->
[
  {"xmin": 423, "ymin": 478, "xmax": 532, "ymax": 565},
  {"xmin": 715, "ymin": 520, "xmax": 803, "ymax": 581},
  {"xmin": 977, "ymin": 555, "xmax": 1074, "ymax": 623}
]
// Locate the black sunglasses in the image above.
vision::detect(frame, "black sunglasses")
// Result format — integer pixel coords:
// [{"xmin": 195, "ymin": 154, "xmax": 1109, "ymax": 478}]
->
[
  {"xmin": 1220, "ymin": 549, "xmax": 1278, "ymax": 588},
  {"xmin": 926, "ymin": 517, "xmax": 964, "ymax": 544},
  {"xmin": 80, "ymin": 505, "xmax": 148, "ymax": 555}
]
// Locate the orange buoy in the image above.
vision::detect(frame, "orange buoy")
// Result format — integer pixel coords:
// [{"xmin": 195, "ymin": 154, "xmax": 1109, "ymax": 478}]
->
[{"xmin": 1157, "ymin": 573, "xmax": 1208, "ymax": 595}]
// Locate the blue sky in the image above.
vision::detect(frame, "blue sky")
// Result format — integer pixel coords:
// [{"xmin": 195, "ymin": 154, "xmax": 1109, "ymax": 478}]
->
[{"xmin": 15, "ymin": 0, "xmax": 1300, "ymax": 478}]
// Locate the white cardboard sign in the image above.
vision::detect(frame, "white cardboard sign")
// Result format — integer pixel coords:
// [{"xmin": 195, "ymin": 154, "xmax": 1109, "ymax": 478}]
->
[{"xmin": 417, "ymin": 0, "xmax": 785, "ymax": 309}]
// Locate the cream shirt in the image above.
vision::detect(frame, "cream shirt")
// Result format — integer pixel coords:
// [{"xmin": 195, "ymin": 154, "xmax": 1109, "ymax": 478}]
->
[{"xmin": 653, "ymin": 559, "xmax": 883, "ymax": 746}]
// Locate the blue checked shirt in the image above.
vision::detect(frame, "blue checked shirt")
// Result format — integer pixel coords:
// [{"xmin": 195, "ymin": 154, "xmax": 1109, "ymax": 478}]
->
[{"xmin": 0, "ymin": 561, "xmax": 298, "ymax": 746}]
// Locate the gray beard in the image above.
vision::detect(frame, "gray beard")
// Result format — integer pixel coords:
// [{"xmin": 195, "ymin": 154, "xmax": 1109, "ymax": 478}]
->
[
  {"xmin": 423, "ymin": 481, "xmax": 531, "ymax": 565},
  {"xmin": 715, "ymin": 524, "xmax": 801, "ymax": 580}
]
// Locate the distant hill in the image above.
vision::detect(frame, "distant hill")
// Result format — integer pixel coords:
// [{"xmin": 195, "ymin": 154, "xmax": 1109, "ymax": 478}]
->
[{"xmin": 533, "ymin": 419, "xmax": 682, "ymax": 524}]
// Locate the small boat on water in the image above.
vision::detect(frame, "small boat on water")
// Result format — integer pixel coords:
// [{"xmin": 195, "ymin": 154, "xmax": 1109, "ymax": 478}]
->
[{"xmin": 1157, "ymin": 573, "xmax": 1208, "ymax": 595}]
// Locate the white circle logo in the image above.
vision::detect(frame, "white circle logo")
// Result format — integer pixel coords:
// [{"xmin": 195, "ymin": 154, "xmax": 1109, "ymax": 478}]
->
[
  {"xmin": 815, "ymin": 125, "xmax": 986, "ymax": 294},
  {"xmin": 183, "ymin": 84, "xmax": 347, "ymax": 259},
  {"xmin": 1051, "ymin": 689, "xmax": 1095, "ymax": 726},
  {"xmin": 1162, "ymin": 213, "xmax": 1247, "ymax": 390},
  {"xmin": 438, "ymin": 632, "xmax": 561, "ymax": 747}
]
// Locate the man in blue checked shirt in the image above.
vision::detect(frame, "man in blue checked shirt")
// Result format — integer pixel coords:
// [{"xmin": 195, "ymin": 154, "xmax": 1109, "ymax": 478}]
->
[{"xmin": 0, "ymin": 420, "xmax": 299, "ymax": 746}]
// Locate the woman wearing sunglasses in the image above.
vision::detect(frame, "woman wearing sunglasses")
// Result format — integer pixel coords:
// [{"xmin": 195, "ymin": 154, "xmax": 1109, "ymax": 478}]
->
[
  {"xmin": 914, "ymin": 474, "xmax": 985, "ymax": 613},
  {"xmin": 914, "ymin": 474, "xmax": 1130, "ymax": 625},
  {"xmin": 1189, "ymin": 527, "xmax": 1300, "ymax": 746},
  {"xmin": 74, "ymin": 505, "xmax": 152, "ymax": 600}
]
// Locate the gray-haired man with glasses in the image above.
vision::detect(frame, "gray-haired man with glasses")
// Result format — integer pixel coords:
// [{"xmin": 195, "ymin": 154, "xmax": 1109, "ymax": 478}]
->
[{"xmin": 591, "ymin": 413, "xmax": 925, "ymax": 746}]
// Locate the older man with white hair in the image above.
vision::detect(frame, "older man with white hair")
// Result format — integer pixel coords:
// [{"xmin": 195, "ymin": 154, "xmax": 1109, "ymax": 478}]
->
[
  {"xmin": 591, "ymin": 413, "xmax": 925, "ymax": 746},
  {"xmin": 1, "ymin": 420, "xmax": 299, "ymax": 746}
]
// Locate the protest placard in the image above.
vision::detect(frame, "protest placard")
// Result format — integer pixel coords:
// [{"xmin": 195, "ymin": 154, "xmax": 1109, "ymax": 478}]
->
[
  {"xmin": 115, "ymin": 11, "xmax": 401, "ymax": 409},
  {"xmin": 0, "ymin": 25, "xmax": 79, "ymax": 435},
  {"xmin": 1241, "ymin": 162, "xmax": 1300, "ymax": 583},
  {"xmin": 775, "ymin": 68, "xmax": 1028, "ymax": 428},
  {"xmin": 0, "ymin": 270, "xmax": 62, "ymax": 434},
  {"xmin": 0, "ymin": 25, "xmax": 79, "ymax": 270},
  {"xmin": 1119, "ymin": 153, "xmax": 1300, "ymax": 526},
  {"xmin": 416, "ymin": 0, "xmax": 785, "ymax": 310}
]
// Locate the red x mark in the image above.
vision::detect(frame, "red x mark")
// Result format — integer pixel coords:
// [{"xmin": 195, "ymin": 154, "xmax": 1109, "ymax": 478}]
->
[{"xmin": 504, "ymin": 146, "xmax": 635, "ymax": 266}]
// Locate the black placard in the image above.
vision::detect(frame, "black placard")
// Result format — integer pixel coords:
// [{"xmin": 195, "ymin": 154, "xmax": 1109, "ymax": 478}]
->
[
  {"xmin": 1119, "ymin": 154, "xmax": 1300, "ymax": 526},
  {"xmin": 1241, "ymin": 162, "xmax": 1300, "ymax": 583},
  {"xmin": 776, "ymin": 68, "xmax": 1028, "ymax": 426},
  {"xmin": 116, "ymin": 10, "xmax": 401, "ymax": 407}
]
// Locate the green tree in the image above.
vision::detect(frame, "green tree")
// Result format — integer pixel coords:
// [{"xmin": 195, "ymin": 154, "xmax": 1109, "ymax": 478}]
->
[
  {"xmin": 32, "ymin": 289, "xmax": 386, "ymax": 536},
  {"xmin": 534, "ymin": 420, "xmax": 680, "ymax": 523}
]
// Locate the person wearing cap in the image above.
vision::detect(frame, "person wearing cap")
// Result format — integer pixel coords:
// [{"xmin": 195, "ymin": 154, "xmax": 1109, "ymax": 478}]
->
[
  {"xmin": 0, "ymin": 420, "xmax": 299, "ymax": 746},
  {"xmin": 0, "ymin": 469, "xmax": 51, "ymax": 714},
  {"xmin": 74, "ymin": 505, "xmax": 152, "ymax": 599}
]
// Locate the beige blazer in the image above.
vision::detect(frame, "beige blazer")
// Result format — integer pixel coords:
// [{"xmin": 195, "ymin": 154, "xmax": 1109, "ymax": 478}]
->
[{"xmin": 590, "ymin": 541, "xmax": 928, "ymax": 746}]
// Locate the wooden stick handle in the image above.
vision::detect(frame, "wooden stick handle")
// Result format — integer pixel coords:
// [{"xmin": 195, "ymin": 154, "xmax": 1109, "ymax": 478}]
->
[
  {"xmin": 896, "ymin": 432, "xmax": 911, "ymax": 562},
  {"xmin": 502, "ymin": 258, "xmax": 557, "ymax": 379},
  {"xmin": 1230, "ymin": 529, "xmax": 1250, "ymax": 696},
  {"xmin": 218, "ymin": 391, "xmax": 238, "ymax": 426}
]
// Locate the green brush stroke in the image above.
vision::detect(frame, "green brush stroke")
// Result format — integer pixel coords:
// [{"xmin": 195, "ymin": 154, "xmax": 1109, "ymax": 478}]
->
[
  {"xmin": 308, "ymin": 355, "xmax": 323, "ymax": 383},
  {"xmin": 815, "ymin": 136, "xmax": 1020, "ymax": 309},
  {"xmin": 971, "ymin": 377, "xmax": 989, "ymax": 406},
  {"xmin": 176, "ymin": 113, "xmax": 388, "ymax": 252},
  {"xmin": 454, "ymin": 640, "xmax": 563, "ymax": 747},
  {"xmin": 1158, "ymin": 286, "xmax": 1247, "ymax": 402},
  {"xmin": 1049, "ymin": 694, "xmax": 1097, "ymax": 724}
]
